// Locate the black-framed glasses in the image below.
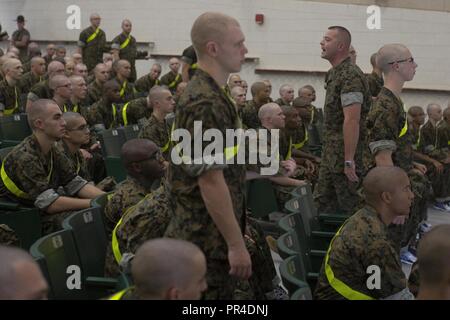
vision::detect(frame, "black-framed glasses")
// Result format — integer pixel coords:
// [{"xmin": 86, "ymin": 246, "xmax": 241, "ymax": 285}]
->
[
  {"xmin": 388, "ymin": 57, "xmax": 414, "ymax": 65},
  {"xmin": 67, "ymin": 124, "xmax": 89, "ymax": 132}
]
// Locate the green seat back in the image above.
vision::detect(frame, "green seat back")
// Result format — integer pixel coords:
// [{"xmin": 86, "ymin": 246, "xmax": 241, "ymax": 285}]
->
[
  {"xmin": 105, "ymin": 156, "xmax": 126, "ymax": 183},
  {"xmin": 0, "ymin": 113, "xmax": 31, "ymax": 145},
  {"xmin": 120, "ymin": 125, "xmax": 140, "ymax": 141},
  {"xmin": 30, "ymin": 229, "xmax": 87, "ymax": 299},
  {"xmin": 279, "ymin": 255, "xmax": 309, "ymax": 296},
  {"xmin": 99, "ymin": 128, "xmax": 126, "ymax": 158},
  {"xmin": 0, "ymin": 207, "xmax": 42, "ymax": 249},
  {"xmin": 246, "ymin": 178, "xmax": 279, "ymax": 219},
  {"xmin": 290, "ymin": 286, "xmax": 312, "ymax": 300}
]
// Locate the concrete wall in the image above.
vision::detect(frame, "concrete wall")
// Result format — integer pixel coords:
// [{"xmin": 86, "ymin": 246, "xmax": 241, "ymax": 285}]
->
[{"xmin": 1, "ymin": 0, "xmax": 449, "ymax": 109}]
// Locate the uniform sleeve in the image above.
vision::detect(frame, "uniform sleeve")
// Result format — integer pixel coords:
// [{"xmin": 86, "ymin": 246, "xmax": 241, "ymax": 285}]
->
[
  {"xmin": 56, "ymin": 151, "xmax": 88, "ymax": 196},
  {"xmin": 367, "ymin": 105, "xmax": 398, "ymax": 155},
  {"xmin": 340, "ymin": 69, "xmax": 365, "ymax": 107},
  {"xmin": 363, "ymin": 238, "xmax": 408, "ymax": 299},
  {"xmin": 111, "ymin": 35, "xmax": 120, "ymax": 50},
  {"xmin": 78, "ymin": 29, "xmax": 87, "ymax": 47},
  {"xmin": 174, "ymin": 99, "xmax": 227, "ymax": 177}
]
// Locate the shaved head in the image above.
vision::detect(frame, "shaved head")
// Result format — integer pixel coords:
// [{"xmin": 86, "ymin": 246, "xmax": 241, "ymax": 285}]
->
[
  {"xmin": 132, "ymin": 238, "xmax": 207, "ymax": 300},
  {"xmin": 149, "ymin": 85, "xmax": 170, "ymax": 102},
  {"xmin": 418, "ymin": 225, "xmax": 450, "ymax": 288},
  {"xmin": 62, "ymin": 111, "xmax": 84, "ymax": 130},
  {"xmin": 328, "ymin": 26, "xmax": 351, "ymax": 49},
  {"xmin": 191, "ymin": 12, "xmax": 240, "ymax": 58},
  {"xmin": 363, "ymin": 166, "xmax": 409, "ymax": 206},
  {"xmin": 49, "ymin": 74, "xmax": 70, "ymax": 90},
  {"xmin": 228, "ymin": 74, "xmax": 242, "ymax": 88},
  {"xmin": 121, "ymin": 138, "xmax": 159, "ymax": 168},
  {"xmin": 250, "ymin": 81, "xmax": 266, "ymax": 97},
  {"xmin": 377, "ymin": 43, "xmax": 410, "ymax": 74},
  {"xmin": 258, "ymin": 102, "xmax": 280, "ymax": 120},
  {"xmin": 0, "ymin": 245, "xmax": 48, "ymax": 300},
  {"xmin": 47, "ymin": 60, "xmax": 65, "ymax": 78},
  {"xmin": 408, "ymin": 106, "xmax": 424, "ymax": 117},
  {"xmin": 27, "ymin": 99, "xmax": 60, "ymax": 130},
  {"xmin": 1, "ymin": 58, "xmax": 21, "ymax": 73}
]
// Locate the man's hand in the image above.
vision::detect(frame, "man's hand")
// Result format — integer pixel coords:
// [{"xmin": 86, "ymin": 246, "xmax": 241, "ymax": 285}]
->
[
  {"xmin": 228, "ymin": 245, "xmax": 252, "ymax": 280},
  {"xmin": 89, "ymin": 143, "xmax": 101, "ymax": 152},
  {"xmin": 442, "ymin": 156, "xmax": 450, "ymax": 164},
  {"xmin": 80, "ymin": 149, "xmax": 93, "ymax": 160},
  {"xmin": 392, "ymin": 216, "xmax": 407, "ymax": 225},
  {"xmin": 413, "ymin": 162, "xmax": 427, "ymax": 175},
  {"xmin": 344, "ymin": 161, "xmax": 359, "ymax": 183},
  {"xmin": 314, "ymin": 156, "xmax": 321, "ymax": 164},
  {"xmin": 304, "ymin": 159, "xmax": 315, "ymax": 174},
  {"xmin": 432, "ymin": 160, "xmax": 444, "ymax": 174},
  {"xmin": 281, "ymin": 159, "xmax": 296, "ymax": 176}
]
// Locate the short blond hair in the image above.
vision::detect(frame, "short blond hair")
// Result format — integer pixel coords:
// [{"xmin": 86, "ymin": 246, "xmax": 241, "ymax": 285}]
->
[{"xmin": 190, "ymin": 12, "xmax": 240, "ymax": 58}]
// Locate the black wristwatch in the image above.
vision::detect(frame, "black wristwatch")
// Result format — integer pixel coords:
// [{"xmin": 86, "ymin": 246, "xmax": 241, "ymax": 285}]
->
[{"xmin": 344, "ymin": 160, "xmax": 353, "ymax": 168}]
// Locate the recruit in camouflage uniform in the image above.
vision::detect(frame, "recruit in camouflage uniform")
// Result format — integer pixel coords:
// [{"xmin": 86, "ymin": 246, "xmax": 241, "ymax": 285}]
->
[
  {"xmin": 28, "ymin": 79, "xmax": 52, "ymax": 101},
  {"xmin": 417, "ymin": 120, "xmax": 450, "ymax": 202},
  {"xmin": 103, "ymin": 176, "xmax": 153, "ymax": 237},
  {"xmin": 138, "ymin": 114, "xmax": 171, "ymax": 161},
  {"xmin": 111, "ymin": 32, "xmax": 147, "ymax": 83},
  {"xmin": 114, "ymin": 78, "xmax": 136, "ymax": 104},
  {"xmin": 160, "ymin": 71, "xmax": 183, "ymax": 94},
  {"xmin": 314, "ymin": 205, "xmax": 412, "ymax": 300},
  {"xmin": 90, "ymin": 96, "xmax": 150, "ymax": 129},
  {"xmin": 0, "ymin": 79, "xmax": 24, "ymax": 115},
  {"xmin": 365, "ymin": 87, "xmax": 430, "ymax": 250},
  {"xmin": 0, "ymin": 224, "xmax": 19, "ymax": 246},
  {"xmin": 87, "ymin": 80, "xmax": 103, "ymax": 105},
  {"xmin": 241, "ymin": 100, "xmax": 263, "ymax": 129},
  {"xmin": 104, "ymin": 185, "xmax": 169, "ymax": 277},
  {"xmin": 0, "ymin": 135, "xmax": 88, "ymax": 235},
  {"xmin": 78, "ymin": 26, "xmax": 109, "ymax": 72},
  {"xmin": 436, "ymin": 119, "xmax": 450, "ymax": 150},
  {"xmin": 56, "ymin": 140, "xmax": 91, "ymax": 181},
  {"xmin": 163, "ymin": 69, "xmax": 246, "ymax": 299},
  {"xmin": 134, "ymin": 75, "xmax": 160, "ymax": 94},
  {"xmin": 19, "ymin": 71, "xmax": 43, "ymax": 95},
  {"xmin": 314, "ymin": 57, "xmax": 371, "ymax": 215},
  {"xmin": 366, "ymin": 71, "xmax": 384, "ymax": 98}
]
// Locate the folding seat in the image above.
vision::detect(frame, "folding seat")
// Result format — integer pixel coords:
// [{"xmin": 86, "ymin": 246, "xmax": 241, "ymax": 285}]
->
[{"xmin": 0, "ymin": 113, "xmax": 31, "ymax": 147}]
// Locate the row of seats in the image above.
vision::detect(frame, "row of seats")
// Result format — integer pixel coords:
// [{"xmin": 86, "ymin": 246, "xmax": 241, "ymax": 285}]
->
[{"xmin": 29, "ymin": 193, "xmax": 129, "ymax": 300}]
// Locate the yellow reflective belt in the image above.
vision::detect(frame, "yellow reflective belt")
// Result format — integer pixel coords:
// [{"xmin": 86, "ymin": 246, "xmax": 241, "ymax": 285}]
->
[
  {"xmin": 324, "ymin": 223, "xmax": 375, "ymax": 300},
  {"xmin": 3, "ymin": 87, "xmax": 19, "ymax": 116},
  {"xmin": 73, "ymin": 104, "xmax": 79, "ymax": 113},
  {"xmin": 155, "ymin": 79, "xmax": 160, "ymax": 85},
  {"xmin": 86, "ymin": 28, "xmax": 100, "ymax": 43},
  {"xmin": 111, "ymin": 104, "xmax": 117, "ymax": 129},
  {"xmin": 120, "ymin": 35, "xmax": 131, "ymax": 49},
  {"xmin": 122, "ymin": 102, "xmax": 129, "ymax": 126},
  {"xmin": 285, "ymin": 137, "xmax": 292, "ymax": 160},
  {"xmin": 399, "ymin": 110, "xmax": 408, "ymax": 138},
  {"xmin": 415, "ymin": 128, "xmax": 422, "ymax": 149},
  {"xmin": 225, "ymin": 145, "xmax": 239, "ymax": 161},
  {"xmin": 63, "ymin": 105, "xmax": 67, "ymax": 113},
  {"xmin": 168, "ymin": 74, "xmax": 181, "ymax": 89},
  {"xmin": 108, "ymin": 288, "xmax": 129, "ymax": 300},
  {"xmin": 310, "ymin": 107, "xmax": 315, "ymax": 126},
  {"xmin": 161, "ymin": 126, "xmax": 171, "ymax": 153},
  {"xmin": 119, "ymin": 81, "xmax": 127, "ymax": 98},
  {"xmin": 293, "ymin": 128, "xmax": 308, "ymax": 150},
  {"xmin": 1, "ymin": 160, "xmax": 30, "ymax": 199},
  {"xmin": 191, "ymin": 63, "xmax": 198, "ymax": 69},
  {"xmin": 112, "ymin": 215, "xmax": 124, "ymax": 264}
]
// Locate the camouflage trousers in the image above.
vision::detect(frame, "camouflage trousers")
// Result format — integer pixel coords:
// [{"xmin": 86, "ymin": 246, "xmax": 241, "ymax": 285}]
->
[
  {"xmin": 234, "ymin": 219, "xmax": 278, "ymax": 299},
  {"xmin": 0, "ymin": 223, "xmax": 19, "ymax": 246},
  {"xmin": 426, "ymin": 163, "xmax": 450, "ymax": 201},
  {"xmin": 387, "ymin": 172, "xmax": 430, "ymax": 252},
  {"xmin": 313, "ymin": 163, "xmax": 361, "ymax": 215},
  {"xmin": 203, "ymin": 258, "xmax": 237, "ymax": 300}
]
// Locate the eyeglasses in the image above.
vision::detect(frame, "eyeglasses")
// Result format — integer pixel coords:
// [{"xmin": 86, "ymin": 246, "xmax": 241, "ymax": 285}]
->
[
  {"xmin": 388, "ymin": 57, "xmax": 414, "ymax": 65},
  {"xmin": 67, "ymin": 124, "xmax": 89, "ymax": 132}
]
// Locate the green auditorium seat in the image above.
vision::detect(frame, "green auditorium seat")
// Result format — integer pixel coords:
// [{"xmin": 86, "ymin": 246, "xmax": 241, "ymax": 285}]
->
[
  {"xmin": 121, "ymin": 124, "xmax": 140, "ymax": 141},
  {"xmin": 105, "ymin": 156, "xmax": 126, "ymax": 183},
  {"xmin": 90, "ymin": 191, "xmax": 114, "ymax": 213},
  {"xmin": 98, "ymin": 128, "xmax": 126, "ymax": 158},
  {"xmin": 30, "ymin": 229, "xmax": 88, "ymax": 299},
  {"xmin": 279, "ymin": 254, "xmax": 311, "ymax": 297},
  {"xmin": 62, "ymin": 208, "xmax": 108, "ymax": 279},
  {"xmin": 0, "ymin": 206, "xmax": 42, "ymax": 249},
  {"xmin": 246, "ymin": 178, "xmax": 280, "ymax": 220},
  {"xmin": 0, "ymin": 113, "xmax": 31, "ymax": 147}
]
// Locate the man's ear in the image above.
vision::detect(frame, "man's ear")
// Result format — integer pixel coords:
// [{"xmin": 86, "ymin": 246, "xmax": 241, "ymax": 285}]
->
[
  {"xmin": 381, "ymin": 191, "xmax": 392, "ymax": 204},
  {"xmin": 34, "ymin": 118, "xmax": 44, "ymax": 130},
  {"xmin": 205, "ymin": 41, "xmax": 218, "ymax": 57}
]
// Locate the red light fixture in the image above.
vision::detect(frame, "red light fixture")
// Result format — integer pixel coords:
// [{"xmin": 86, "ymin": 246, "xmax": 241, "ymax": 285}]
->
[{"xmin": 255, "ymin": 14, "xmax": 264, "ymax": 25}]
